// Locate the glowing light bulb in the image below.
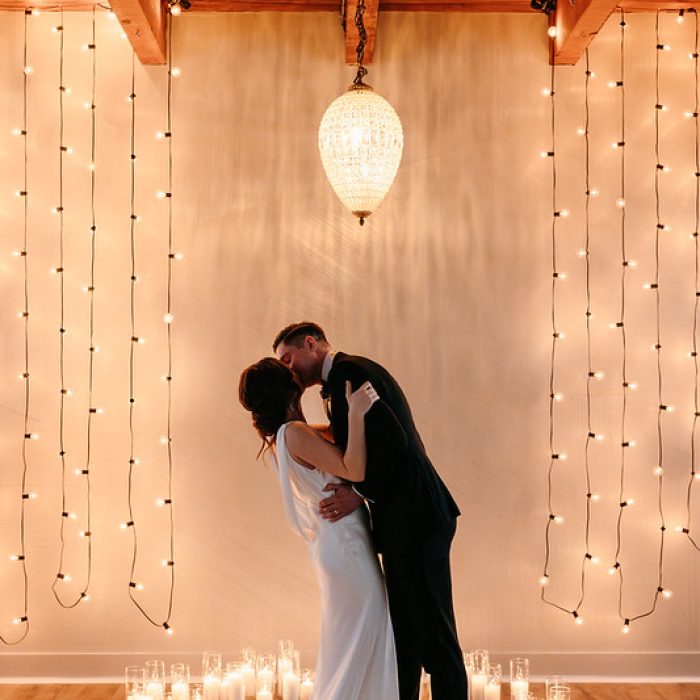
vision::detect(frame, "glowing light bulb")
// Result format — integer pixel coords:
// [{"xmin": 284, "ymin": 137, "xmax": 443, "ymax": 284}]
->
[
  {"xmin": 554, "ymin": 515, "xmax": 564, "ymax": 525},
  {"xmin": 623, "ymin": 623, "xmax": 630, "ymax": 634},
  {"xmin": 577, "ymin": 127, "xmax": 586, "ymax": 136},
  {"xmin": 554, "ymin": 393, "xmax": 563, "ymax": 402},
  {"xmin": 547, "ymin": 26, "xmax": 558, "ymax": 38},
  {"xmin": 23, "ymin": 66, "xmax": 33, "ymax": 74},
  {"xmin": 170, "ymin": 4, "xmax": 181, "ymax": 14},
  {"xmin": 594, "ymin": 371, "xmax": 604, "ymax": 380},
  {"xmin": 539, "ymin": 575, "xmax": 549, "ymax": 586},
  {"xmin": 591, "ymin": 494, "xmax": 601, "ymax": 502},
  {"xmin": 575, "ymin": 615, "xmax": 584, "ymax": 625},
  {"xmin": 542, "ymin": 88, "xmax": 553, "ymax": 97},
  {"xmin": 163, "ymin": 313, "xmax": 174, "ymax": 323},
  {"xmin": 654, "ymin": 466, "xmax": 664, "ymax": 476},
  {"xmin": 170, "ymin": 67, "xmax": 181, "ymax": 77},
  {"xmin": 662, "ymin": 589, "xmax": 672, "ymax": 599},
  {"xmin": 616, "ymin": 198, "xmax": 625, "ymax": 208}
]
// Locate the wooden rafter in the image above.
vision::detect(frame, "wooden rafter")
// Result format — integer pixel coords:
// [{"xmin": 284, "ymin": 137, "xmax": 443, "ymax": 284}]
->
[
  {"xmin": 551, "ymin": 0, "xmax": 617, "ymax": 65},
  {"xmin": 2, "ymin": 0, "xmax": 700, "ymax": 68},
  {"xmin": 110, "ymin": 0, "xmax": 167, "ymax": 65},
  {"xmin": 344, "ymin": 0, "xmax": 379, "ymax": 64}
]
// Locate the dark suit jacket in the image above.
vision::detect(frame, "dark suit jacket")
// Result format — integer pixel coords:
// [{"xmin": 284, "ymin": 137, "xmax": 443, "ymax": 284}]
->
[{"xmin": 325, "ymin": 352, "xmax": 460, "ymax": 553}]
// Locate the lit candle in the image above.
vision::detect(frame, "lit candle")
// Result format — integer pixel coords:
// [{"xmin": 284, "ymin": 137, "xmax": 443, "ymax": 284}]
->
[
  {"xmin": 300, "ymin": 678, "xmax": 313, "ymax": 700},
  {"xmin": 171, "ymin": 682, "xmax": 189, "ymax": 700},
  {"xmin": 471, "ymin": 673, "xmax": 486, "ymax": 700},
  {"xmin": 145, "ymin": 682, "xmax": 164, "ymax": 700},
  {"xmin": 243, "ymin": 664, "xmax": 256, "ymax": 698},
  {"xmin": 510, "ymin": 679, "xmax": 528, "ymax": 699},
  {"xmin": 283, "ymin": 673, "xmax": 300, "ymax": 700},
  {"xmin": 204, "ymin": 675, "xmax": 221, "ymax": 700},
  {"xmin": 255, "ymin": 690, "xmax": 272, "ymax": 700},
  {"xmin": 224, "ymin": 671, "xmax": 245, "ymax": 700},
  {"xmin": 484, "ymin": 683, "xmax": 500, "ymax": 700},
  {"xmin": 278, "ymin": 657, "xmax": 292, "ymax": 696}
]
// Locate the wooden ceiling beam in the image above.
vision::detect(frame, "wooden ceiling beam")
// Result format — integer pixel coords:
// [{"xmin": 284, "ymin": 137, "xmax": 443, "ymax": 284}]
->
[
  {"xmin": 344, "ymin": 0, "xmax": 379, "ymax": 64},
  {"xmin": 551, "ymin": 0, "xmax": 619, "ymax": 65},
  {"xmin": 109, "ymin": 0, "xmax": 168, "ymax": 64}
]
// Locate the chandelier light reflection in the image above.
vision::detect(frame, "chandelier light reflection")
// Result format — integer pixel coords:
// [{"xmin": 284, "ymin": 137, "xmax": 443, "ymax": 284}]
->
[{"xmin": 318, "ymin": 0, "xmax": 403, "ymax": 225}]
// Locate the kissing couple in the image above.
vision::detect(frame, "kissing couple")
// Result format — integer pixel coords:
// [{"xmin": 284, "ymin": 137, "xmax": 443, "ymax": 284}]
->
[{"xmin": 239, "ymin": 322, "xmax": 468, "ymax": 700}]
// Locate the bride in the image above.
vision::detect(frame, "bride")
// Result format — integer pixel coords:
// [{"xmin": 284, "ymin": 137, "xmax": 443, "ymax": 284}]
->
[{"xmin": 239, "ymin": 357, "xmax": 399, "ymax": 699}]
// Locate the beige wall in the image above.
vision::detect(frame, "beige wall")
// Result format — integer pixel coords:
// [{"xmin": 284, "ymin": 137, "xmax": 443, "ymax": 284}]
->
[{"xmin": 0, "ymin": 8, "xmax": 698, "ymax": 680}]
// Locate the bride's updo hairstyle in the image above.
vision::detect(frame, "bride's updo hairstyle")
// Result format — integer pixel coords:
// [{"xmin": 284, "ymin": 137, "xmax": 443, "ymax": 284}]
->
[{"xmin": 239, "ymin": 357, "xmax": 302, "ymax": 450}]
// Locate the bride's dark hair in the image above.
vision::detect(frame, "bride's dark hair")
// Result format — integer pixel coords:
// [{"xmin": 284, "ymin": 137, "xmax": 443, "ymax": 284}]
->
[{"xmin": 239, "ymin": 357, "xmax": 302, "ymax": 453}]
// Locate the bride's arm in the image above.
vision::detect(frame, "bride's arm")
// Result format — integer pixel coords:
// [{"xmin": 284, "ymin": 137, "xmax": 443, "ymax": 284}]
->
[
  {"xmin": 308, "ymin": 424, "xmax": 334, "ymax": 443},
  {"xmin": 285, "ymin": 382, "xmax": 377, "ymax": 482}
]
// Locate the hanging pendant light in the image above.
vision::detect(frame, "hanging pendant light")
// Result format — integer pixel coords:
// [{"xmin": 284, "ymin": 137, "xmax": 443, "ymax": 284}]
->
[{"xmin": 318, "ymin": 0, "xmax": 403, "ymax": 225}]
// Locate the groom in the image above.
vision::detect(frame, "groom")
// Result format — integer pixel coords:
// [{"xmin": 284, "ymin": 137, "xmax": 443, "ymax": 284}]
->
[{"xmin": 273, "ymin": 322, "xmax": 467, "ymax": 700}]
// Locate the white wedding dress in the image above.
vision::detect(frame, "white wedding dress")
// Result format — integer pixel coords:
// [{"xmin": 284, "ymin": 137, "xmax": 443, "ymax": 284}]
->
[{"xmin": 274, "ymin": 422, "xmax": 399, "ymax": 700}]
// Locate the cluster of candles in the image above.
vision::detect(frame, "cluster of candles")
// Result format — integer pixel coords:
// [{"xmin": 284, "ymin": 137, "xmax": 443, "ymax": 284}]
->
[
  {"xmin": 463, "ymin": 652, "xmax": 572, "ymax": 700},
  {"xmin": 125, "ymin": 643, "xmax": 314, "ymax": 700}
]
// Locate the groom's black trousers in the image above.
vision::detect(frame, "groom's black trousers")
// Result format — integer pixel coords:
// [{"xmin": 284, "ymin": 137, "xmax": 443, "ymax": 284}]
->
[{"xmin": 382, "ymin": 519, "xmax": 468, "ymax": 700}]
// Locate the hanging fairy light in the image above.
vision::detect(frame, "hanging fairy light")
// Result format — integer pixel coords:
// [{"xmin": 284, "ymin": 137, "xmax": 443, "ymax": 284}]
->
[
  {"xmin": 2, "ymin": 7, "xmax": 35, "ymax": 646},
  {"xmin": 317, "ymin": 0, "xmax": 403, "ymax": 225}
]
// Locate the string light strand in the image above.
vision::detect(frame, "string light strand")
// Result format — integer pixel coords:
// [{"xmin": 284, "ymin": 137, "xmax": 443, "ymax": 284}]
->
[{"xmin": 2, "ymin": 7, "xmax": 34, "ymax": 646}]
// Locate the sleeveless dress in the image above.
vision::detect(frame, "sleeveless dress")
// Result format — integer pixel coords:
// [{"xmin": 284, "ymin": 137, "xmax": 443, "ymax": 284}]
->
[{"xmin": 274, "ymin": 422, "xmax": 399, "ymax": 700}]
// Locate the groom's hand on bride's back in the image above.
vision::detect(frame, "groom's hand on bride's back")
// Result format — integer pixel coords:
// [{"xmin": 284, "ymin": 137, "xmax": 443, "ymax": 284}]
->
[{"xmin": 319, "ymin": 482, "xmax": 363, "ymax": 522}]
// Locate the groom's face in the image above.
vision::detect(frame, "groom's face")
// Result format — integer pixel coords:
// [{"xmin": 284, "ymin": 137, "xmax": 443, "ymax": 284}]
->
[{"xmin": 276, "ymin": 337, "xmax": 320, "ymax": 388}]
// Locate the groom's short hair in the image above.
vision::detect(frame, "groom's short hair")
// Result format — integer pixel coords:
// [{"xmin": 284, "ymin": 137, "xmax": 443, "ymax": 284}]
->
[{"xmin": 273, "ymin": 322, "xmax": 328, "ymax": 352}]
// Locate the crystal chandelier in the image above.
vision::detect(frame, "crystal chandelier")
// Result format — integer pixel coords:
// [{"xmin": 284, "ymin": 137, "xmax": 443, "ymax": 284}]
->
[{"xmin": 318, "ymin": 0, "xmax": 403, "ymax": 225}]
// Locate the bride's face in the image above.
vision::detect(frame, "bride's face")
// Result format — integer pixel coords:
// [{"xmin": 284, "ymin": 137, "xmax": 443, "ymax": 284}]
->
[{"xmin": 276, "ymin": 337, "xmax": 320, "ymax": 388}]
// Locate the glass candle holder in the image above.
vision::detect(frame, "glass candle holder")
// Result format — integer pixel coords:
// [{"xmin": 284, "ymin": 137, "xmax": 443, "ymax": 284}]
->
[
  {"xmin": 225, "ymin": 661, "xmax": 246, "ymax": 700},
  {"xmin": 203, "ymin": 652, "xmax": 222, "ymax": 700},
  {"xmin": 484, "ymin": 663, "xmax": 501, "ymax": 700},
  {"xmin": 145, "ymin": 660, "xmax": 166, "ymax": 700},
  {"xmin": 277, "ymin": 643, "xmax": 298, "ymax": 698},
  {"xmin": 256, "ymin": 654, "xmax": 276, "ymax": 697},
  {"xmin": 547, "ymin": 686, "xmax": 571, "ymax": 700},
  {"xmin": 509, "ymin": 658, "xmax": 529, "ymax": 700},
  {"xmin": 300, "ymin": 669, "xmax": 314, "ymax": 700},
  {"xmin": 125, "ymin": 665, "xmax": 146, "ymax": 699},
  {"xmin": 545, "ymin": 676, "xmax": 566, "ymax": 700},
  {"xmin": 170, "ymin": 663, "xmax": 190, "ymax": 700},
  {"xmin": 470, "ymin": 650, "xmax": 489, "ymax": 700},
  {"xmin": 241, "ymin": 649, "xmax": 257, "ymax": 699}
]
